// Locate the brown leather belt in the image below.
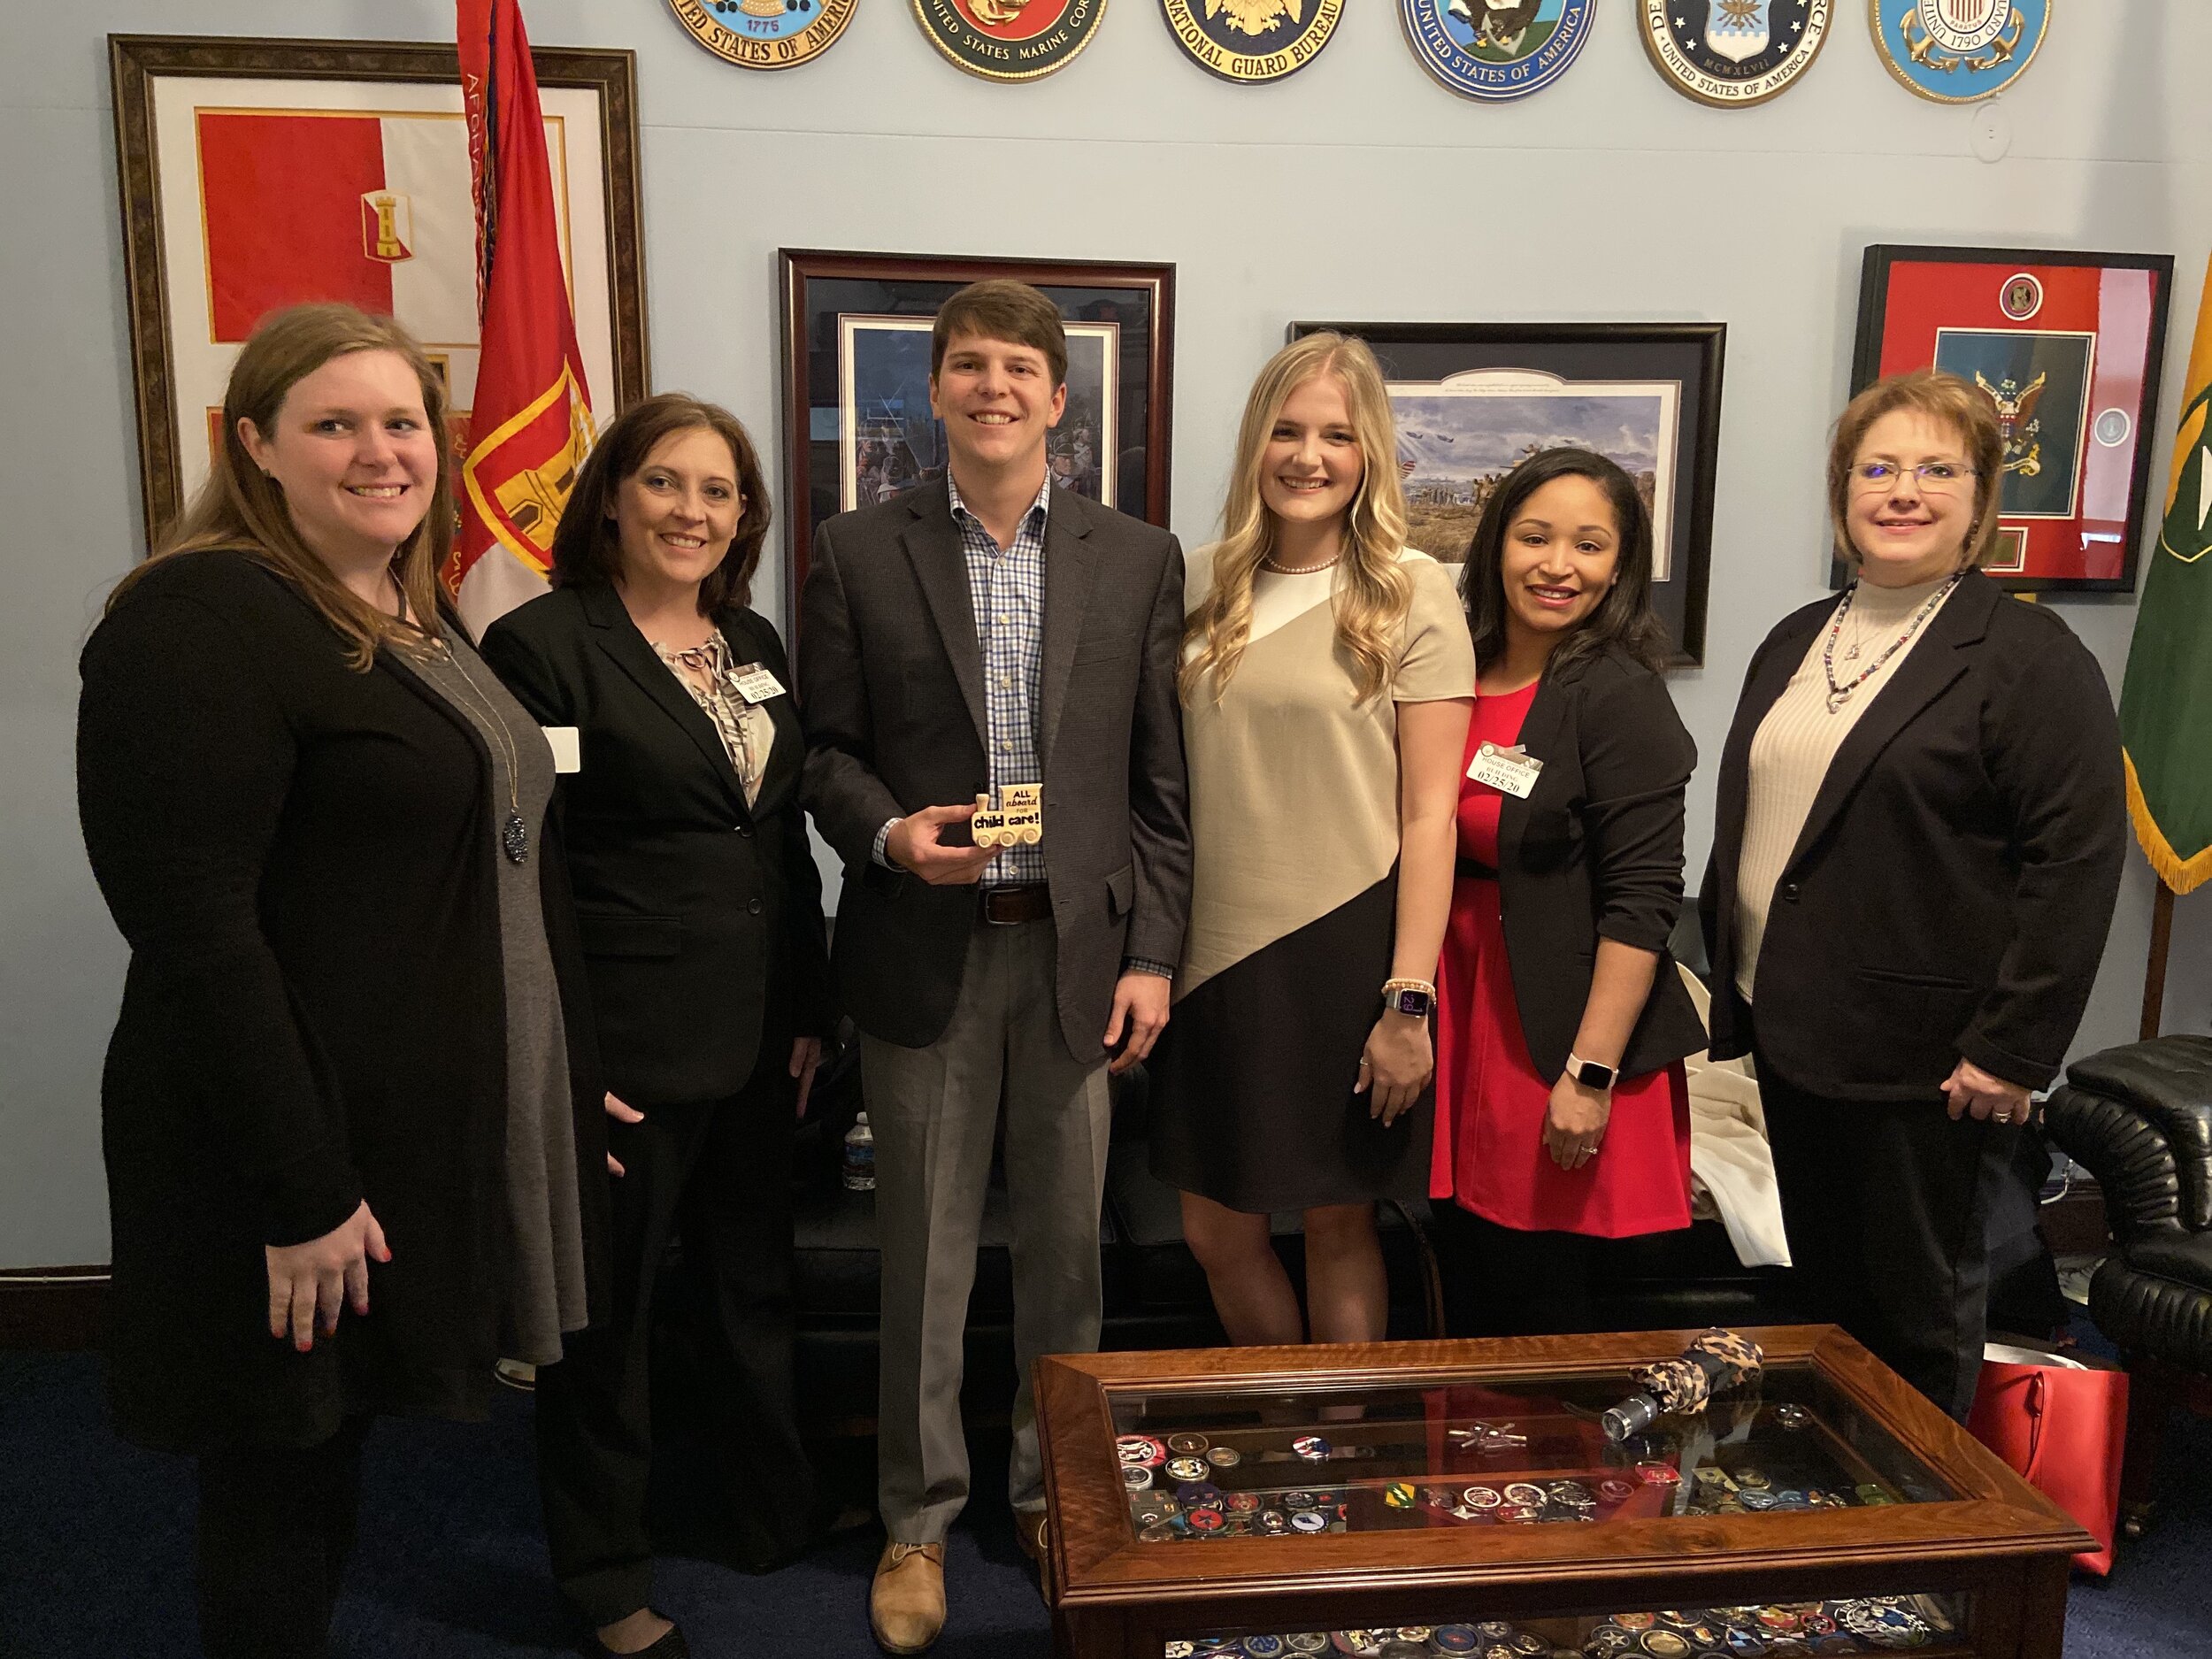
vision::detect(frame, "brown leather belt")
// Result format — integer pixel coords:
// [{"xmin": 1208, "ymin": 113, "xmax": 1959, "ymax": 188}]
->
[{"xmin": 980, "ymin": 883, "xmax": 1053, "ymax": 926}]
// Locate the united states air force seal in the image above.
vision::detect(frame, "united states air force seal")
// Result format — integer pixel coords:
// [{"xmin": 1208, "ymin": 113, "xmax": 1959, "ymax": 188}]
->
[
  {"xmin": 1400, "ymin": 1, "xmax": 1599, "ymax": 103},
  {"xmin": 1161, "ymin": 1, "xmax": 1344, "ymax": 85},
  {"xmin": 912, "ymin": 0, "xmax": 1108, "ymax": 81},
  {"xmin": 666, "ymin": 0, "xmax": 857, "ymax": 70},
  {"xmin": 1870, "ymin": 0, "xmax": 2049, "ymax": 104},
  {"xmin": 1640, "ymin": 1, "xmax": 1833, "ymax": 108}
]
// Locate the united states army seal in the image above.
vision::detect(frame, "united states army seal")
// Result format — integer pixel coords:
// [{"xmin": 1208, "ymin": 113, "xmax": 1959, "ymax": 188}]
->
[
  {"xmin": 1400, "ymin": 1, "xmax": 1598, "ymax": 103},
  {"xmin": 1160, "ymin": 1, "xmax": 1344, "ymax": 84},
  {"xmin": 666, "ymin": 0, "xmax": 857, "ymax": 70},
  {"xmin": 1640, "ymin": 0, "xmax": 1832, "ymax": 108},
  {"xmin": 912, "ymin": 0, "xmax": 1108, "ymax": 81},
  {"xmin": 1870, "ymin": 0, "xmax": 2049, "ymax": 104}
]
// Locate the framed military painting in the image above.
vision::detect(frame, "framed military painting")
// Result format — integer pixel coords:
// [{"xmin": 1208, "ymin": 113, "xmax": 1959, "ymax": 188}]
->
[
  {"xmin": 111, "ymin": 34, "xmax": 649, "ymax": 550},
  {"xmin": 780, "ymin": 250, "xmax": 1176, "ymax": 633},
  {"xmin": 1847, "ymin": 245, "xmax": 2176, "ymax": 592},
  {"xmin": 1289, "ymin": 320, "xmax": 1725, "ymax": 667}
]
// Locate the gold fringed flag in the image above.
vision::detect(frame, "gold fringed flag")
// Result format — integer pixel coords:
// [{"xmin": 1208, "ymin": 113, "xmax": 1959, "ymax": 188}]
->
[
  {"xmin": 447, "ymin": 0, "xmax": 595, "ymax": 634},
  {"xmin": 2120, "ymin": 254, "xmax": 2212, "ymax": 894}
]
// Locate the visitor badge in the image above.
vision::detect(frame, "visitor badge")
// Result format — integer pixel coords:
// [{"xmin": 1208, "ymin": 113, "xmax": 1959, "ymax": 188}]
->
[
  {"xmin": 542, "ymin": 726, "xmax": 581, "ymax": 774},
  {"xmin": 730, "ymin": 665, "xmax": 787, "ymax": 704},
  {"xmin": 1467, "ymin": 741, "xmax": 1542, "ymax": 798}
]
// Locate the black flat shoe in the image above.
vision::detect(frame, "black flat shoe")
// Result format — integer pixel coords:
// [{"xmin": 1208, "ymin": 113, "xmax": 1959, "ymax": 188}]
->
[{"xmin": 583, "ymin": 1620, "xmax": 689, "ymax": 1659}]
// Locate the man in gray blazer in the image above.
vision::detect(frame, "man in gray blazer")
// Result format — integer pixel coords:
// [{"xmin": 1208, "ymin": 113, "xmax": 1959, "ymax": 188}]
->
[{"xmin": 799, "ymin": 280, "xmax": 1190, "ymax": 1653}]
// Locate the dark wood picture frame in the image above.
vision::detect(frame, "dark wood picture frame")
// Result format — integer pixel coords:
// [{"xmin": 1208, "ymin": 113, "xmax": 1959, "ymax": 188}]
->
[
  {"xmin": 780, "ymin": 249, "xmax": 1176, "ymax": 634},
  {"xmin": 1845, "ymin": 243, "xmax": 2174, "ymax": 594},
  {"xmin": 1291, "ymin": 320, "xmax": 1725, "ymax": 668},
  {"xmin": 110, "ymin": 33, "xmax": 649, "ymax": 549}
]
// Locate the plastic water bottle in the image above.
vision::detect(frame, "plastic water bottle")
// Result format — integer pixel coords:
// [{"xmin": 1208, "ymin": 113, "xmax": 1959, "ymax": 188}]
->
[{"xmin": 842, "ymin": 1112, "xmax": 876, "ymax": 1192}]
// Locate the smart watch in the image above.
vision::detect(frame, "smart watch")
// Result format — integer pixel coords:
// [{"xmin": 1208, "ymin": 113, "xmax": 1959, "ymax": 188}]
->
[
  {"xmin": 1564, "ymin": 1051, "xmax": 1617, "ymax": 1091},
  {"xmin": 1381, "ymin": 980, "xmax": 1436, "ymax": 1018}
]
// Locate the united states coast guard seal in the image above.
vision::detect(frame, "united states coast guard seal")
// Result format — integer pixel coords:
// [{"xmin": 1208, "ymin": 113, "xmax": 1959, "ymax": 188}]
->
[
  {"xmin": 1400, "ymin": 1, "xmax": 1599, "ymax": 103},
  {"xmin": 1640, "ymin": 0, "xmax": 1833, "ymax": 108},
  {"xmin": 1160, "ymin": 0, "xmax": 1344, "ymax": 85},
  {"xmin": 666, "ymin": 0, "xmax": 857, "ymax": 70},
  {"xmin": 912, "ymin": 0, "xmax": 1108, "ymax": 81},
  {"xmin": 1870, "ymin": 0, "xmax": 2049, "ymax": 104}
]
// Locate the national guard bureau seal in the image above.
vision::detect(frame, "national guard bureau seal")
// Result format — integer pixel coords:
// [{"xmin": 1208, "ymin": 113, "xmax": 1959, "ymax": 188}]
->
[
  {"xmin": 1401, "ymin": 1, "xmax": 1599, "ymax": 103},
  {"xmin": 666, "ymin": 0, "xmax": 857, "ymax": 70},
  {"xmin": 1161, "ymin": 1, "xmax": 1344, "ymax": 85},
  {"xmin": 1640, "ymin": 0, "xmax": 1833, "ymax": 108},
  {"xmin": 1870, "ymin": 0, "xmax": 2050, "ymax": 104},
  {"xmin": 912, "ymin": 0, "xmax": 1108, "ymax": 81}
]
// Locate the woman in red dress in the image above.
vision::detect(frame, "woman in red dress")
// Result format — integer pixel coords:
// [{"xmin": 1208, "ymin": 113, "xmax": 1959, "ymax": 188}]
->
[{"xmin": 1428, "ymin": 448, "xmax": 1710, "ymax": 1336}]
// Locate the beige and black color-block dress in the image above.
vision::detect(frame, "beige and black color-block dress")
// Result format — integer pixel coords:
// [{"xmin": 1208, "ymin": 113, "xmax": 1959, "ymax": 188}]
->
[{"xmin": 1148, "ymin": 544, "xmax": 1476, "ymax": 1214}]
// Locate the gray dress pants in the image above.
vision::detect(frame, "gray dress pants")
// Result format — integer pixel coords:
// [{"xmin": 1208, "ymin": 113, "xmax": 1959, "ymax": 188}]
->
[{"xmin": 861, "ymin": 913, "xmax": 1113, "ymax": 1544}]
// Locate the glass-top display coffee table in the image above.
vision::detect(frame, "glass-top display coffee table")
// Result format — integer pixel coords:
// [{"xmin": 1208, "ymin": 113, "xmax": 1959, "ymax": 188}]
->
[{"xmin": 1035, "ymin": 1327, "xmax": 2088, "ymax": 1659}]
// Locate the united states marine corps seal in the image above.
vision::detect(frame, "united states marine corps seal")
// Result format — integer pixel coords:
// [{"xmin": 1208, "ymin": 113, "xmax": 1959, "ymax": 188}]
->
[
  {"xmin": 912, "ymin": 0, "xmax": 1108, "ymax": 81},
  {"xmin": 1870, "ymin": 0, "xmax": 2049, "ymax": 104},
  {"xmin": 1639, "ymin": 0, "xmax": 1833, "ymax": 108},
  {"xmin": 665, "ymin": 0, "xmax": 857, "ymax": 70},
  {"xmin": 1159, "ymin": 1, "xmax": 1344, "ymax": 85},
  {"xmin": 1400, "ymin": 1, "xmax": 1599, "ymax": 103}
]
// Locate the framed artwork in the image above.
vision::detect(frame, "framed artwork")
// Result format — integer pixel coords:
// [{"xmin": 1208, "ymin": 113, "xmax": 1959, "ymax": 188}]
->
[
  {"xmin": 1289, "ymin": 320, "xmax": 1725, "ymax": 667},
  {"xmin": 1847, "ymin": 244, "xmax": 2175, "ymax": 592},
  {"xmin": 780, "ymin": 249, "xmax": 1175, "ymax": 629},
  {"xmin": 111, "ymin": 34, "xmax": 649, "ymax": 549}
]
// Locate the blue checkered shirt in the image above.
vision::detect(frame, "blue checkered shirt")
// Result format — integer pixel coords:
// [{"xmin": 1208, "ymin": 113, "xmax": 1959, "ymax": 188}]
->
[{"xmin": 952, "ymin": 471, "xmax": 1051, "ymax": 888}]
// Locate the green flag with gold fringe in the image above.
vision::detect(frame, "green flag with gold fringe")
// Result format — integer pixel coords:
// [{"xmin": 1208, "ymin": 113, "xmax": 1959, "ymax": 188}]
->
[{"xmin": 2122, "ymin": 256, "xmax": 2212, "ymax": 894}]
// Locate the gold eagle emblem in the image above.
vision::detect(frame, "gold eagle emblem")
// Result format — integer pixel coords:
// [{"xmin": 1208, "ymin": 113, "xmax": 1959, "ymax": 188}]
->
[{"xmin": 1204, "ymin": 0, "xmax": 1305, "ymax": 36}]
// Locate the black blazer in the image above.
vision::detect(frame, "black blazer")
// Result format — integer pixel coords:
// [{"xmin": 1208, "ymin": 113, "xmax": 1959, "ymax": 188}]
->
[
  {"xmin": 1493, "ymin": 645, "xmax": 1709, "ymax": 1082},
  {"xmin": 77, "ymin": 550, "xmax": 608, "ymax": 1454},
  {"xmin": 1700, "ymin": 570, "xmax": 2127, "ymax": 1099},
  {"xmin": 480, "ymin": 583, "xmax": 833, "ymax": 1107},
  {"xmin": 799, "ymin": 480, "xmax": 1192, "ymax": 1060}
]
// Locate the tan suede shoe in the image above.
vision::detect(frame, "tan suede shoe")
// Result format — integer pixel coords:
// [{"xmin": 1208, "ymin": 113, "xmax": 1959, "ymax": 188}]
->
[{"xmin": 869, "ymin": 1540, "xmax": 946, "ymax": 1655}]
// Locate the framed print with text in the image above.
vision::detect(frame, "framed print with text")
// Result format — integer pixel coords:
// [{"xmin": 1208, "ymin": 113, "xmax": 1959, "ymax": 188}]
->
[
  {"xmin": 111, "ymin": 34, "xmax": 649, "ymax": 549},
  {"xmin": 1291, "ymin": 320, "xmax": 1724, "ymax": 666}
]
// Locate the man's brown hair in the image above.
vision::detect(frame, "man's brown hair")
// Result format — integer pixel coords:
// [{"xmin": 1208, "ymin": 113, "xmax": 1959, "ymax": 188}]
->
[
  {"xmin": 1827, "ymin": 368, "xmax": 2007, "ymax": 571},
  {"xmin": 931, "ymin": 280, "xmax": 1068, "ymax": 388}
]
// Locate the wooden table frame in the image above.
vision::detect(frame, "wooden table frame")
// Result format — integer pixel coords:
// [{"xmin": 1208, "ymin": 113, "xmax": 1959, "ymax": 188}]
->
[{"xmin": 1037, "ymin": 1326, "xmax": 2091, "ymax": 1659}]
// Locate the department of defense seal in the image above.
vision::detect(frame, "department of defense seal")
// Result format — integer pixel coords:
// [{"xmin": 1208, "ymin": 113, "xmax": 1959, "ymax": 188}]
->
[
  {"xmin": 666, "ymin": 0, "xmax": 857, "ymax": 70},
  {"xmin": 1870, "ymin": 0, "xmax": 2049, "ymax": 104},
  {"xmin": 1640, "ymin": 0, "xmax": 1832, "ymax": 107},
  {"xmin": 912, "ymin": 0, "xmax": 1108, "ymax": 81},
  {"xmin": 1401, "ymin": 1, "xmax": 1599, "ymax": 102},
  {"xmin": 1160, "ymin": 0, "xmax": 1343, "ymax": 84}
]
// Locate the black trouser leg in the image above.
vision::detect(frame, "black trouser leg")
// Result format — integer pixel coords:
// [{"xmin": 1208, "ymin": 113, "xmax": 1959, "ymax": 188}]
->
[
  {"xmin": 194, "ymin": 1417, "xmax": 370, "ymax": 1659},
  {"xmin": 1429, "ymin": 1203, "xmax": 1599, "ymax": 1339}
]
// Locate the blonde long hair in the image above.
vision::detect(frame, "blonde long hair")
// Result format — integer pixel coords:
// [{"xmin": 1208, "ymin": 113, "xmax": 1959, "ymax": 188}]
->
[
  {"xmin": 1181, "ymin": 333, "xmax": 1412, "ymax": 704},
  {"xmin": 110, "ymin": 303, "xmax": 453, "ymax": 670}
]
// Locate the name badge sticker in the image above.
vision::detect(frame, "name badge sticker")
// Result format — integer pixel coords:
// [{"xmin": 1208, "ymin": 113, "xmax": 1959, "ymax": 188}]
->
[
  {"xmin": 542, "ymin": 726, "xmax": 582, "ymax": 774},
  {"xmin": 1467, "ymin": 741, "xmax": 1542, "ymax": 799},
  {"xmin": 731, "ymin": 666, "xmax": 787, "ymax": 704}
]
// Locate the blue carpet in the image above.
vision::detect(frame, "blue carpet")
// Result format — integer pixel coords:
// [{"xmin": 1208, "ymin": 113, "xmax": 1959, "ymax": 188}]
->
[{"xmin": 3, "ymin": 1348, "xmax": 2206, "ymax": 1657}]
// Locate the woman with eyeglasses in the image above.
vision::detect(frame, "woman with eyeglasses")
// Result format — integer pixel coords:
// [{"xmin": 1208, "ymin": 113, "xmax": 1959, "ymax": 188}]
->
[{"xmin": 1701, "ymin": 368, "xmax": 2126, "ymax": 1420}]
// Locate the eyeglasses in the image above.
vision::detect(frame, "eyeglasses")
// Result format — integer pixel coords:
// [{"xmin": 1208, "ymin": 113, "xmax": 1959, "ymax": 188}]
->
[{"xmin": 1849, "ymin": 460, "xmax": 1978, "ymax": 494}]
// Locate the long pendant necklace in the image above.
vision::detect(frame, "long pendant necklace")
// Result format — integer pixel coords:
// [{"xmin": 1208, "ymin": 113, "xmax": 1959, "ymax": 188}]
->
[
  {"xmin": 400, "ymin": 575, "xmax": 531, "ymax": 864},
  {"xmin": 1820, "ymin": 573, "xmax": 1961, "ymax": 714}
]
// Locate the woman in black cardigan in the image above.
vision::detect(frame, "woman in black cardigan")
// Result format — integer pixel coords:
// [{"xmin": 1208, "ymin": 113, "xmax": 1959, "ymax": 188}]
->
[
  {"xmin": 481, "ymin": 395, "xmax": 835, "ymax": 1659},
  {"xmin": 77, "ymin": 303, "xmax": 607, "ymax": 1658},
  {"xmin": 1701, "ymin": 369, "xmax": 2127, "ymax": 1419},
  {"xmin": 1428, "ymin": 447, "xmax": 1709, "ymax": 1338}
]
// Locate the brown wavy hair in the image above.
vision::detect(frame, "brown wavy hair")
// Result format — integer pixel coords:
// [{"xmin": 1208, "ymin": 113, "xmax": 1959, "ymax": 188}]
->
[{"xmin": 1828, "ymin": 368, "xmax": 2006, "ymax": 570}]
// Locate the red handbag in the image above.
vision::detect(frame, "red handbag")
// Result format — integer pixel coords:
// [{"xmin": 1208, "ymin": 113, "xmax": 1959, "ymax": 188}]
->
[{"xmin": 1966, "ymin": 1340, "xmax": 2130, "ymax": 1575}]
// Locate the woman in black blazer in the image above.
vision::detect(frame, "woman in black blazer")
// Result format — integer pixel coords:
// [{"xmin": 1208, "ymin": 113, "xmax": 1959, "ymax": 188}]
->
[
  {"xmin": 1701, "ymin": 369, "xmax": 2127, "ymax": 1420},
  {"xmin": 1428, "ymin": 448, "xmax": 1708, "ymax": 1338},
  {"xmin": 480, "ymin": 394, "xmax": 834, "ymax": 1659},
  {"xmin": 77, "ymin": 303, "xmax": 607, "ymax": 1658}
]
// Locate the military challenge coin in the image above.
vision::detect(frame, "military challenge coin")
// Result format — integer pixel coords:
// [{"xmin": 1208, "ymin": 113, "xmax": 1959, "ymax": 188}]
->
[
  {"xmin": 1160, "ymin": 0, "xmax": 1344, "ymax": 83},
  {"xmin": 666, "ymin": 0, "xmax": 857, "ymax": 69},
  {"xmin": 912, "ymin": 0, "xmax": 1108, "ymax": 81},
  {"xmin": 1639, "ymin": 1, "xmax": 1833, "ymax": 107},
  {"xmin": 1870, "ymin": 0, "xmax": 2048, "ymax": 103},
  {"xmin": 1400, "ymin": 0, "xmax": 1598, "ymax": 102}
]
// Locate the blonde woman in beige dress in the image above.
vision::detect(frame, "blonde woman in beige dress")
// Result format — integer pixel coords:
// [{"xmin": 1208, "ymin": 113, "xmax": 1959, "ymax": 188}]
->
[{"xmin": 1148, "ymin": 334, "xmax": 1475, "ymax": 1345}]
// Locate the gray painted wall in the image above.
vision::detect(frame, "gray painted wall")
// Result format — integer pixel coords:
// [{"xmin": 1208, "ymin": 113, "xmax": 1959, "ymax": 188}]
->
[{"xmin": 5, "ymin": 2, "xmax": 2209, "ymax": 1269}]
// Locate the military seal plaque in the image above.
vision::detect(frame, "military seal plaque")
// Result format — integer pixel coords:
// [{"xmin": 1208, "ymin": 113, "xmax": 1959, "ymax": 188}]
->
[
  {"xmin": 912, "ymin": 0, "xmax": 1108, "ymax": 81},
  {"xmin": 1161, "ymin": 1, "xmax": 1344, "ymax": 84},
  {"xmin": 1639, "ymin": 1, "xmax": 1832, "ymax": 108},
  {"xmin": 666, "ymin": 0, "xmax": 858, "ymax": 70},
  {"xmin": 1870, "ymin": 0, "xmax": 2049, "ymax": 104},
  {"xmin": 1400, "ymin": 1, "xmax": 1598, "ymax": 102}
]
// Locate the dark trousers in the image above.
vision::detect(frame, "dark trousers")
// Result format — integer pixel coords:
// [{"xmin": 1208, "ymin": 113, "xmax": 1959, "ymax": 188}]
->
[
  {"xmin": 535, "ymin": 1032, "xmax": 813, "ymax": 1629},
  {"xmin": 195, "ymin": 1417, "xmax": 371, "ymax": 1659},
  {"xmin": 1429, "ymin": 1202, "xmax": 1601, "ymax": 1338},
  {"xmin": 1756, "ymin": 1053, "xmax": 2018, "ymax": 1422}
]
